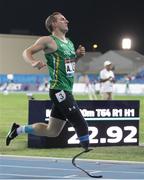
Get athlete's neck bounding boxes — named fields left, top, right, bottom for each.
left=52, top=32, right=67, bottom=43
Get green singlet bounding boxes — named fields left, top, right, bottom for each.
left=44, top=35, right=76, bottom=92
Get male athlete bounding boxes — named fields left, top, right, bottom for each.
left=6, top=12, right=89, bottom=150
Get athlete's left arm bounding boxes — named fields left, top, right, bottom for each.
left=75, top=45, right=85, bottom=62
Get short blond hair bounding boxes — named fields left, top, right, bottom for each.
left=45, top=12, right=61, bottom=32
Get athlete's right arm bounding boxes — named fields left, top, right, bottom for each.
left=23, top=36, right=56, bottom=70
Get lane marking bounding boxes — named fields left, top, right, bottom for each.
left=0, top=164, right=77, bottom=171
left=1, top=154, right=144, bottom=164
left=0, top=175, right=140, bottom=180
left=64, top=174, right=78, bottom=178
left=0, top=173, right=71, bottom=179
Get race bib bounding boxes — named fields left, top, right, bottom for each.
left=65, top=59, right=75, bottom=77
left=55, top=90, right=66, bottom=103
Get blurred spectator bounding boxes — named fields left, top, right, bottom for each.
left=124, top=75, right=131, bottom=94
left=99, top=60, right=115, bottom=100
left=79, top=73, right=97, bottom=99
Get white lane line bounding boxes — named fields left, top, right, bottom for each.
left=0, top=164, right=100, bottom=173
left=89, top=170, right=102, bottom=174
left=1, top=165, right=143, bottom=175
left=89, top=170, right=144, bottom=175
left=1, top=154, right=144, bottom=164
left=0, top=174, right=127, bottom=180
left=0, top=164, right=77, bottom=171
left=64, top=170, right=103, bottom=178
left=102, top=170, right=144, bottom=174
left=0, top=164, right=102, bottom=172
left=0, top=173, right=69, bottom=178
left=64, top=174, right=78, bottom=178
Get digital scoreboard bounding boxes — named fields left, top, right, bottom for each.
left=28, top=100, right=140, bottom=148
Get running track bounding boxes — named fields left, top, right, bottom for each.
left=0, top=155, right=144, bottom=179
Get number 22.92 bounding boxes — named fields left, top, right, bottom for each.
left=68, top=126, right=137, bottom=144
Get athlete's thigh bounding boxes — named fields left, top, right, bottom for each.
left=49, top=89, right=80, bottom=117
left=50, top=103, right=66, bottom=121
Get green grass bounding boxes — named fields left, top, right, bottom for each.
left=0, top=92, right=144, bottom=161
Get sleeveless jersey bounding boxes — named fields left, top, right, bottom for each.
left=44, top=35, right=76, bottom=92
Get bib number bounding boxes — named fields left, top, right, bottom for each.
left=55, top=90, right=66, bottom=103
left=65, top=59, right=75, bottom=77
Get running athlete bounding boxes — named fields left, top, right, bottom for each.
left=6, top=12, right=89, bottom=150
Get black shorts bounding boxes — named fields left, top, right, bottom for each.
left=49, top=89, right=79, bottom=121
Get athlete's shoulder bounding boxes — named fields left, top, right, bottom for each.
left=36, top=36, right=57, bottom=53
left=36, top=36, right=55, bottom=44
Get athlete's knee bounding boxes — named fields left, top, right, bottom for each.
left=45, top=130, right=59, bottom=137
left=45, top=117, right=66, bottom=137
left=46, top=128, right=62, bottom=137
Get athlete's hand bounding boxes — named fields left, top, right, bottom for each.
left=31, top=60, right=47, bottom=70
left=76, top=45, right=85, bottom=58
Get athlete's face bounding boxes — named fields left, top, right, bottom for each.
left=53, top=14, right=69, bottom=33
